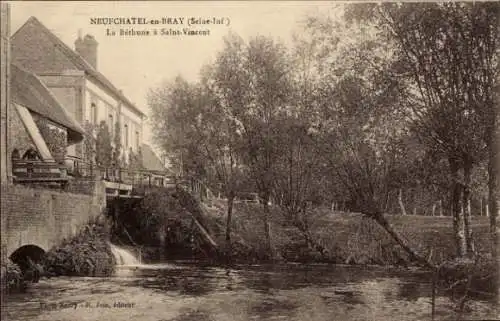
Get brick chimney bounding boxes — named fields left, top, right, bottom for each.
left=75, top=31, right=98, bottom=69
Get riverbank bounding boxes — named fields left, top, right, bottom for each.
left=115, top=187, right=493, bottom=267
left=204, top=200, right=493, bottom=265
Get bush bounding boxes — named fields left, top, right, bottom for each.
left=1, top=261, right=27, bottom=293
left=42, top=221, right=116, bottom=277
left=112, top=187, right=223, bottom=260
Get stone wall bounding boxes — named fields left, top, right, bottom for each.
left=0, top=3, right=10, bottom=184
left=0, top=181, right=106, bottom=258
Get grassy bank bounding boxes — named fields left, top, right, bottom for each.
left=204, top=199, right=493, bottom=266
left=117, top=187, right=493, bottom=266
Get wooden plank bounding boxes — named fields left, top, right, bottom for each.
left=191, top=215, right=218, bottom=248
left=14, top=103, right=54, bottom=161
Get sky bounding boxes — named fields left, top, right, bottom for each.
left=7, top=1, right=342, bottom=147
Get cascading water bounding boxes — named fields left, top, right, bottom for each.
left=109, top=243, right=141, bottom=266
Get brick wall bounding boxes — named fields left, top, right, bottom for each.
left=0, top=181, right=106, bottom=257
left=66, top=179, right=98, bottom=195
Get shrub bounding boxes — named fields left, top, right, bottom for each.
left=42, top=221, right=116, bottom=277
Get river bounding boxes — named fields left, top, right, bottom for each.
left=3, top=260, right=498, bottom=321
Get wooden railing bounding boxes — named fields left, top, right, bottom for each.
left=12, top=159, right=68, bottom=185
left=64, top=159, right=197, bottom=189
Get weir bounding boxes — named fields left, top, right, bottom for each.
left=109, top=243, right=141, bottom=266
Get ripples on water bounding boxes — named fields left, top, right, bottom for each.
left=3, top=262, right=498, bottom=321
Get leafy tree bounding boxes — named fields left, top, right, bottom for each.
left=270, top=37, right=327, bottom=253
left=301, top=8, right=435, bottom=267
left=82, top=121, right=97, bottom=170
left=112, top=121, right=122, bottom=168
left=348, top=2, right=498, bottom=257
left=149, top=63, right=249, bottom=255
left=188, top=34, right=294, bottom=255
left=149, top=76, right=208, bottom=178
left=95, top=121, right=112, bottom=168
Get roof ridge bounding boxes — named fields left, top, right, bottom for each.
left=14, top=16, right=146, bottom=117
left=11, top=63, right=85, bottom=143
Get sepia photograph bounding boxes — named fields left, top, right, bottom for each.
left=0, top=1, right=499, bottom=320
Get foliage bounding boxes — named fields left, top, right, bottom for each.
left=95, top=121, right=113, bottom=167
left=112, top=121, right=122, bottom=167
left=111, top=187, right=222, bottom=259
left=356, top=2, right=498, bottom=257
left=35, top=117, right=67, bottom=162
left=147, top=3, right=498, bottom=266
left=42, top=221, right=115, bottom=277
left=83, top=121, right=96, bottom=165
left=1, top=261, right=27, bottom=293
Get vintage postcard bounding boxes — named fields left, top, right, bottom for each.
left=1, top=1, right=498, bottom=321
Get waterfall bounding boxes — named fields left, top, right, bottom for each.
left=109, top=243, right=141, bottom=266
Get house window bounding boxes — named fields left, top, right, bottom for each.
left=108, top=114, right=114, bottom=137
left=90, top=103, right=97, bottom=124
left=124, top=124, right=128, bottom=147
left=135, top=131, right=139, bottom=150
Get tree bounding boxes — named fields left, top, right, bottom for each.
left=344, top=2, right=499, bottom=258
left=300, top=7, right=435, bottom=267
left=149, top=63, right=249, bottom=256
left=82, top=121, right=97, bottom=173
left=271, top=35, right=327, bottom=254
left=149, top=76, right=208, bottom=178
left=197, top=65, right=248, bottom=254
left=210, top=34, right=294, bottom=255
left=95, top=121, right=113, bottom=168
left=112, top=121, right=122, bottom=168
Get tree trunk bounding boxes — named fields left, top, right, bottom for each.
left=225, top=194, right=235, bottom=254
left=463, top=162, right=474, bottom=254
left=372, top=212, right=434, bottom=269
left=262, top=194, right=272, bottom=256
left=450, top=160, right=467, bottom=257
left=432, top=203, right=436, bottom=217
left=398, top=188, right=408, bottom=216
left=487, top=133, right=499, bottom=261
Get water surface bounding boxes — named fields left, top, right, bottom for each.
left=3, top=262, right=498, bottom=321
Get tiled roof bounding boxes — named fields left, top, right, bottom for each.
left=12, top=16, right=145, bottom=117
left=11, top=63, right=85, bottom=144
left=141, top=144, right=169, bottom=173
